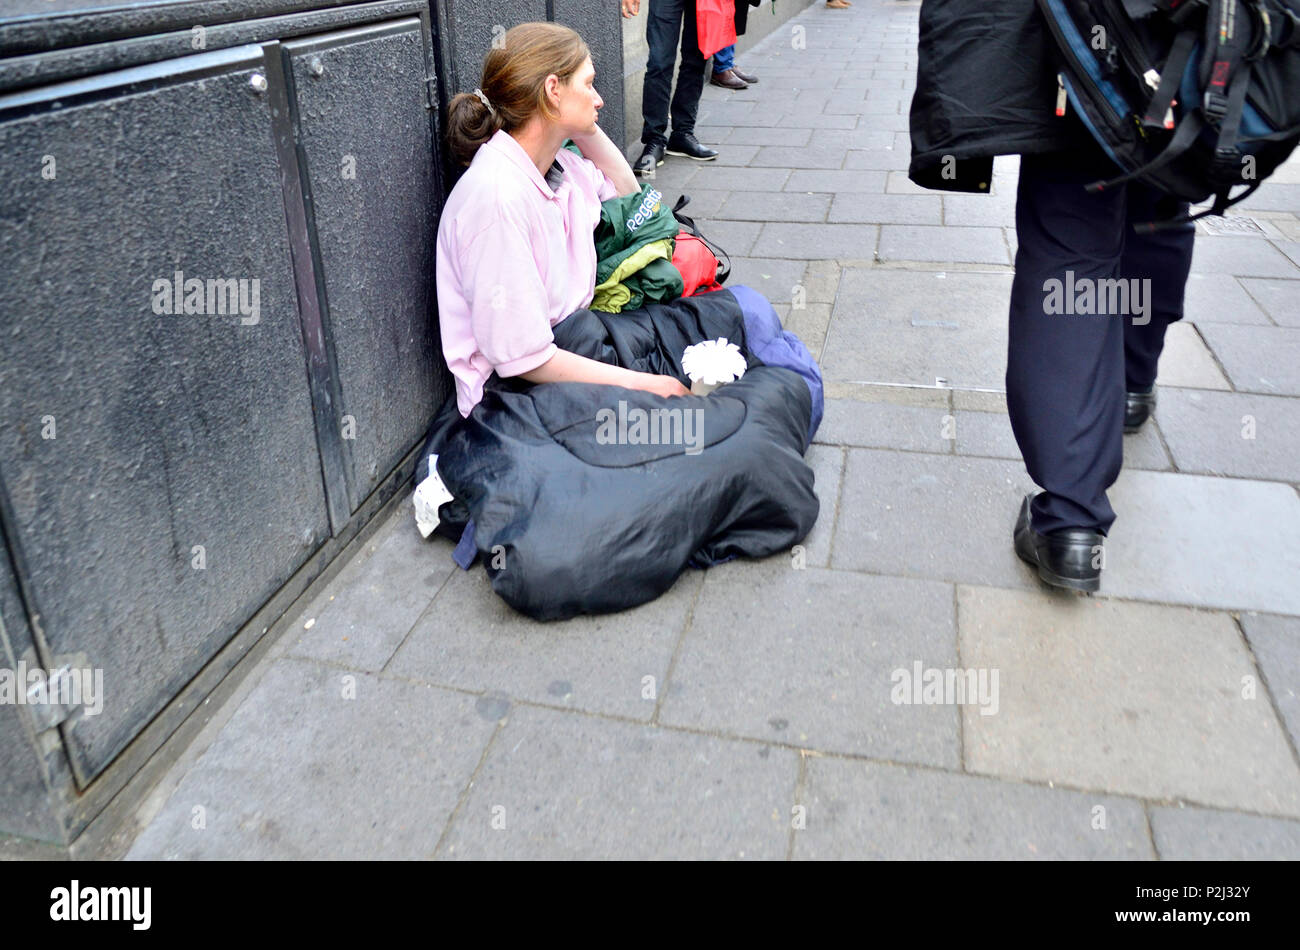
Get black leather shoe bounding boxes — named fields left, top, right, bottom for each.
left=633, top=142, right=665, bottom=178
left=1013, top=493, right=1103, bottom=592
left=1125, top=387, right=1156, bottom=433
left=710, top=68, right=748, bottom=90
left=665, top=132, right=718, bottom=161
left=731, top=66, right=758, bottom=84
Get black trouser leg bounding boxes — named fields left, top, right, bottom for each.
left=1121, top=185, right=1196, bottom=391
left=641, top=0, right=686, bottom=148
left=1007, top=151, right=1127, bottom=536
left=669, top=0, right=706, bottom=139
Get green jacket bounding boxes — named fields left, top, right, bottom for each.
left=592, top=183, right=682, bottom=310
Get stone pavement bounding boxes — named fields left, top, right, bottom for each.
left=122, top=0, right=1300, bottom=859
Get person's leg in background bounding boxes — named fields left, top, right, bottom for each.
left=713, top=43, right=735, bottom=74
left=665, top=1, right=717, bottom=160
left=710, top=43, right=747, bottom=88
left=1120, top=184, right=1196, bottom=431
left=1006, top=149, right=1128, bottom=590
left=636, top=0, right=686, bottom=175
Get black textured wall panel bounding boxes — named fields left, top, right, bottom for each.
left=0, top=47, right=330, bottom=783
left=285, top=20, right=444, bottom=511
left=553, top=0, right=624, bottom=153
left=441, top=0, right=548, bottom=95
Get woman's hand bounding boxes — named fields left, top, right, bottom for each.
left=638, top=373, right=691, bottom=399
left=621, top=0, right=640, bottom=17
left=569, top=125, right=639, bottom=197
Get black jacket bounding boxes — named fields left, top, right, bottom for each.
left=908, top=0, right=1091, bottom=192
left=736, top=0, right=762, bottom=36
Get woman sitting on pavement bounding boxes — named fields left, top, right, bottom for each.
left=438, top=21, right=691, bottom=418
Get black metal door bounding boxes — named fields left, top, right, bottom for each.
left=0, top=44, right=330, bottom=785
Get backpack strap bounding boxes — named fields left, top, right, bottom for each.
left=1142, top=27, right=1199, bottom=128
left=1086, top=108, right=1207, bottom=192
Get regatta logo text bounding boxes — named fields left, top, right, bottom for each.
left=50, top=881, right=151, bottom=930
left=595, top=400, right=704, bottom=456
left=1042, top=271, right=1151, bottom=325
left=625, top=187, right=664, bottom=233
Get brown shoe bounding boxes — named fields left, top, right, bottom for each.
left=709, top=68, right=748, bottom=90
left=826, top=0, right=850, bottom=6
left=732, top=66, right=758, bottom=84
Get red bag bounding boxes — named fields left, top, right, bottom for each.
left=696, top=0, right=737, bottom=60
left=672, top=234, right=723, bottom=297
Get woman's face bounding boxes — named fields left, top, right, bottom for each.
left=551, top=57, right=602, bottom=136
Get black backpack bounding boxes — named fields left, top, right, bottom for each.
left=1037, top=0, right=1300, bottom=229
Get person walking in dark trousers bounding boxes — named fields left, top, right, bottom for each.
left=622, top=0, right=719, bottom=177
left=1007, top=142, right=1194, bottom=589
left=908, top=0, right=1195, bottom=593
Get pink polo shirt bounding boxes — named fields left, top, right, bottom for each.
left=436, top=129, right=619, bottom=417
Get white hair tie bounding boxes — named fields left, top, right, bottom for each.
left=473, top=87, right=496, bottom=117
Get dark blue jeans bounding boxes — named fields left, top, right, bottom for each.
left=641, top=0, right=706, bottom=148
left=1007, top=148, right=1195, bottom=535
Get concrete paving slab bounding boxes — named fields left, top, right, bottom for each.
left=954, top=409, right=1171, bottom=471
left=942, top=193, right=1017, bottom=228
left=794, top=758, right=1153, bottom=859
left=1104, top=468, right=1300, bottom=614
left=386, top=562, right=702, bottom=721
left=1155, top=322, right=1231, bottom=390
left=822, top=269, right=1014, bottom=389
left=689, top=165, right=793, bottom=192
left=878, top=225, right=1011, bottom=265
left=659, top=559, right=960, bottom=767
left=886, top=170, right=941, bottom=194
left=673, top=188, right=728, bottom=220
left=832, top=449, right=1040, bottom=590
left=751, top=145, right=851, bottom=169
left=1239, top=277, right=1300, bottom=326
left=1236, top=183, right=1300, bottom=214
left=751, top=222, right=878, bottom=259
left=1149, top=805, right=1300, bottom=859
left=1239, top=613, right=1300, bottom=754
left=717, top=191, right=831, bottom=223
left=752, top=111, right=859, bottom=130
left=801, top=445, right=845, bottom=569
left=125, top=658, right=496, bottom=859
left=1196, top=324, right=1300, bottom=395
left=708, top=144, right=761, bottom=167
left=701, top=218, right=762, bottom=257
left=813, top=397, right=952, bottom=452
left=786, top=168, right=888, bottom=193
left=814, top=128, right=899, bottom=149
left=729, top=257, right=810, bottom=303
left=725, top=126, right=814, bottom=146
left=828, top=193, right=943, bottom=225
left=786, top=302, right=833, bottom=360
left=1182, top=273, right=1272, bottom=325
left=285, top=509, right=450, bottom=671
left=959, top=585, right=1300, bottom=816
left=1156, top=388, right=1300, bottom=483
left=435, top=704, right=798, bottom=859
left=1191, top=236, right=1300, bottom=277
left=842, top=148, right=913, bottom=172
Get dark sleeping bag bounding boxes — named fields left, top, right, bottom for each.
left=415, top=285, right=824, bottom=621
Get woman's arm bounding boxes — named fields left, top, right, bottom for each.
left=569, top=125, right=639, bottom=197
left=520, top=348, right=690, bottom=398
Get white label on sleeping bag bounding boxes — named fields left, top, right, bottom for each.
left=413, top=455, right=454, bottom=538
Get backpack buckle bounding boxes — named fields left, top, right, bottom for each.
left=1202, top=89, right=1229, bottom=124
left=1211, top=145, right=1243, bottom=182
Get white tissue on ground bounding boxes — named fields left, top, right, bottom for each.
left=413, top=455, right=454, bottom=538
left=682, top=337, right=747, bottom=395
